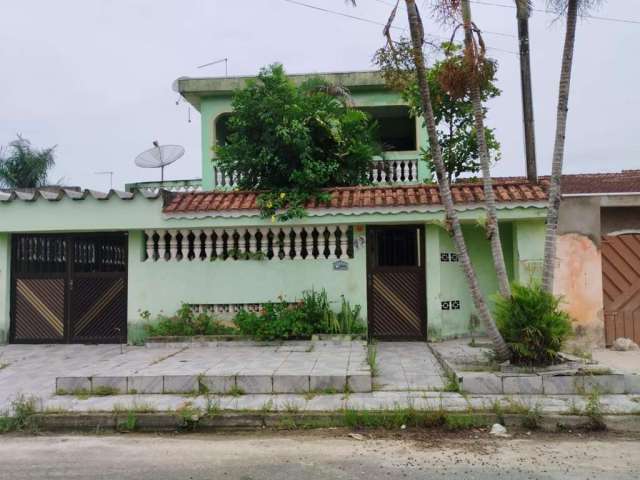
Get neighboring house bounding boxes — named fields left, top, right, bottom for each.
left=553, top=170, right=640, bottom=347
left=0, top=71, right=548, bottom=345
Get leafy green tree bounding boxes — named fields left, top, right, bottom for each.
left=375, top=41, right=501, bottom=182
left=215, top=64, right=380, bottom=221
left=0, top=135, right=56, bottom=189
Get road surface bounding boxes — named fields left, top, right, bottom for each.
left=0, top=431, right=638, bottom=479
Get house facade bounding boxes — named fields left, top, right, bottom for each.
left=553, top=171, right=640, bottom=347
left=0, top=71, right=548, bottom=344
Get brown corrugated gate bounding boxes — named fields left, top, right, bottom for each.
left=602, top=233, right=640, bottom=346
left=10, top=233, right=128, bottom=344
left=367, top=225, right=426, bottom=340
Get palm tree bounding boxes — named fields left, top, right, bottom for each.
left=515, top=0, right=538, bottom=183
left=459, top=0, right=511, bottom=299
left=541, top=0, right=601, bottom=292
left=403, top=0, right=510, bottom=360
left=0, top=135, right=56, bottom=189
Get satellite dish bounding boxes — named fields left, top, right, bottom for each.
left=135, top=141, right=185, bottom=182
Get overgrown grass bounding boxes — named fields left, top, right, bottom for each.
left=442, top=373, right=460, bottom=393
left=144, top=303, right=237, bottom=337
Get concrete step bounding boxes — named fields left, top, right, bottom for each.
left=55, top=372, right=372, bottom=395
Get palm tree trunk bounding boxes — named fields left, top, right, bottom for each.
left=404, top=0, right=510, bottom=360
left=515, top=0, right=537, bottom=183
left=541, top=0, right=578, bottom=292
left=461, top=0, right=511, bottom=299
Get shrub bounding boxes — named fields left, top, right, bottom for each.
left=494, top=283, right=572, bottom=366
left=233, top=290, right=366, bottom=340
left=234, top=300, right=313, bottom=341
left=144, top=304, right=236, bottom=337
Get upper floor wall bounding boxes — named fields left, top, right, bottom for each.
left=176, top=71, right=431, bottom=191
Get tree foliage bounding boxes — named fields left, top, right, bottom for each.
left=0, top=135, right=56, bottom=189
left=215, top=64, right=380, bottom=221
left=374, top=41, right=500, bottom=181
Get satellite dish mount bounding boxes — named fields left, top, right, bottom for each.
left=135, top=141, right=185, bottom=183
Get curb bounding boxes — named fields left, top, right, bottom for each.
left=23, top=411, right=640, bottom=434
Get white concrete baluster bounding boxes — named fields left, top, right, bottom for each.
left=339, top=226, right=349, bottom=259
left=192, top=229, right=203, bottom=261
left=257, top=228, right=268, bottom=255
left=203, top=229, right=213, bottom=260
left=247, top=228, right=257, bottom=254
left=281, top=228, right=291, bottom=260
left=292, top=227, right=303, bottom=260
left=145, top=230, right=155, bottom=262
left=166, top=229, right=176, bottom=261
left=327, top=227, right=337, bottom=259
left=214, top=228, right=225, bottom=260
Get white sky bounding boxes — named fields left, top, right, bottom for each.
left=1, top=0, right=638, bottom=190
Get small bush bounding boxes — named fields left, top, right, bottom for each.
left=233, top=290, right=366, bottom=340
left=144, top=304, right=237, bottom=337
left=494, top=283, right=572, bottom=366
left=234, top=301, right=312, bottom=341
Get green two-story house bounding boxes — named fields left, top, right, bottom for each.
left=0, top=71, right=547, bottom=345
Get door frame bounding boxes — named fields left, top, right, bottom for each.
left=366, top=224, right=427, bottom=341
left=9, top=232, right=128, bottom=344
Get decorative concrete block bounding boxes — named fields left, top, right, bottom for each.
left=201, top=375, right=236, bottom=394
left=460, top=373, right=502, bottom=394
left=502, top=375, right=543, bottom=395
left=347, top=374, right=372, bottom=393
left=310, top=375, right=347, bottom=392
left=127, top=376, right=163, bottom=394
left=56, top=377, right=91, bottom=394
left=624, top=374, right=640, bottom=394
left=542, top=375, right=583, bottom=395
left=235, top=375, right=272, bottom=394
left=273, top=375, right=310, bottom=393
left=163, top=375, right=198, bottom=394
left=91, top=376, right=127, bottom=394
left=582, top=374, right=626, bottom=394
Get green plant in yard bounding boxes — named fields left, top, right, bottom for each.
left=494, top=283, right=572, bottom=366
left=215, top=64, right=380, bottom=221
left=585, top=389, right=606, bottom=431
left=234, top=301, right=312, bottom=341
left=118, top=411, right=137, bottom=432
left=144, top=303, right=237, bottom=337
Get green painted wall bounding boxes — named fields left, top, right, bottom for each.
left=425, top=220, right=543, bottom=340
left=126, top=229, right=368, bottom=338
left=0, top=234, right=10, bottom=342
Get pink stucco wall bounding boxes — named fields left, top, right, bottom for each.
left=554, top=233, right=604, bottom=345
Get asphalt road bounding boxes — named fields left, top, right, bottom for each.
left=0, top=431, right=638, bottom=479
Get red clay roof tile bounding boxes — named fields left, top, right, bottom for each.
left=163, top=180, right=549, bottom=215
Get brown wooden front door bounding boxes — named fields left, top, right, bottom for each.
left=367, top=225, right=426, bottom=340
left=602, top=234, right=640, bottom=346
left=10, top=233, right=128, bottom=344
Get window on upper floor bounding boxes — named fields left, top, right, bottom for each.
left=359, top=106, right=417, bottom=152
left=215, top=113, right=233, bottom=147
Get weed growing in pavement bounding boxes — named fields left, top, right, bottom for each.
left=228, top=386, right=245, bottom=397
left=281, top=401, right=301, bottom=414
left=442, top=373, right=460, bottom=393
left=117, top=411, right=137, bottom=432
left=205, top=397, right=221, bottom=416
left=0, top=395, right=37, bottom=433
left=367, top=343, right=379, bottom=377
left=585, top=389, right=606, bottom=430
left=92, top=386, right=121, bottom=396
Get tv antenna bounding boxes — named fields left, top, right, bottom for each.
left=95, top=171, right=114, bottom=190
left=134, top=141, right=185, bottom=182
left=197, top=57, right=228, bottom=76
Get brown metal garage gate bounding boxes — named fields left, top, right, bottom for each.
left=10, top=233, right=128, bottom=344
